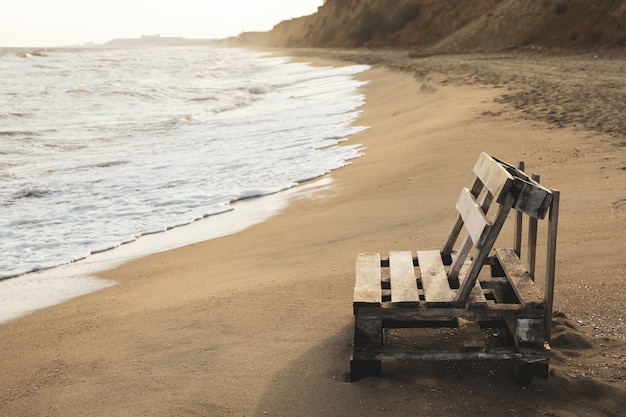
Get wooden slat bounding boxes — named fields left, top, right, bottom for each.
left=357, top=349, right=550, bottom=364
left=545, top=190, right=560, bottom=341
left=389, top=251, right=419, bottom=305
left=527, top=174, right=541, bottom=279
left=515, top=180, right=553, bottom=219
left=448, top=235, right=472, bottom=281
left=505, top=317, right=546, bottom=348
left=468, top=281, right=488, bottom=307
left=514, top=161, right=525, bottom=257
left=490, top=154, right=553, bottom=219
left=380, top=303, right=542, bottom=321
left=389, top=251, right=419, bottom=306
left=456, top=188, right=491, bottom=248
left=354, top=253, right=382, bottom=305
left=472, top=152, right=515, bottom=203
left=495, top=248, right=544, bottom=308
left=527, top=223, right=538, bottom=279
left=514, top=210, right=523, bottom=257
left=449, top=189, right=494, bottom=280
left=457, top=317, right=486, bottom=352
left=458, top=256, right=487, bottom=307
left=455, top=192, right=516, bottom=306
left=417, top=250, right=454, bottom=305
left=442, top=178, right=483, bottom=255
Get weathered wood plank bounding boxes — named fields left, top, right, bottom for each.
left=449, top=189, right=494, bottom=280
left=457, top=317, right=487, bottom=352
left=527, top=175, right=540, bottom=278
left=469, top=279, right=488, bottom=307
left=455, top=192, right=516, bottom=306
left=417, top=250, right=454, bottom=305
left=490, top=154, right=553, bottom=219
left=545, top=190, right=560, bottom=341
left=473, top=152, right=515, bottom=203
left=354, top=311, right=383, bottom=349
left=389, top=251, right=419, bottom=305
left=505, top=317, right=546, bottom=348
left=514, top=161, right=525, bottom=257
left=442, top=178, right=483, bottom=255
left=448, top=235, right=472, bottom=281
left=495, top=248, right=544, bottom=309
left=380, top=303, right=543, bottom=321
left=458, top=257, right=488, bottom=307
left=515, top=180, right=553, bottom=220
left=455, top=188, right=491, bottom=248
left=354, top=253, right=382, bottom=305
left=354, top=348, right=550, bottom=363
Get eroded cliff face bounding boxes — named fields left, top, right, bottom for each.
left=236, top=0, right=626, bottom=52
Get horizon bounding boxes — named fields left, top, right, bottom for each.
left=1, top=1, right=323, bottom=48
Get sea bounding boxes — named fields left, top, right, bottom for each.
left=0, top=46, right=369, bottom=322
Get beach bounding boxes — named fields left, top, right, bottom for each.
left=1, top=50, right=625, bottom=416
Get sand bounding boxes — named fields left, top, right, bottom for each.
left=1, top=49, right=625, bottom=417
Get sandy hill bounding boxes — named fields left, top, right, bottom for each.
left=236, top=0, right=626, bottom=52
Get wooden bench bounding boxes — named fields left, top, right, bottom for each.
left=350, top=152, right=560, bottom=385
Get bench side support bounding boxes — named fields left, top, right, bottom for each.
left=514, top=161, right=525, bottom=257
left=527, top=173, right=541, bottom=279
left=544, top=190, right=560, bottom=342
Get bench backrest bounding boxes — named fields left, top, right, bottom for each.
left=443, top=153, right=554, bottom=306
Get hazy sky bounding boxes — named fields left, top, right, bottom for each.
left=1, top=0, right=324, bottom=47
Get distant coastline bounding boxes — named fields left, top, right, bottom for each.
left=101, top=34, right=218, bottom=48
left=0, top=35, right=220, bottom=50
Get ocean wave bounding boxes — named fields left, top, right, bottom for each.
left=0, top=46, right=369, bottom=281
left=10, top=187, right=53, bottom=200
left=245, top=84, right=273, bottom=95
left=0, top=130, right=40, bottom=137
left=94, top=160, right=130, bottom=168
left=66, top=87, right=90, bottom=94
left=0, top=112, right=30, bottom=118
left=107, top=90, right=157, bottom=100
left=188, top=96, right=219, bottom=102
left=17, top=50, right=48, bottom=58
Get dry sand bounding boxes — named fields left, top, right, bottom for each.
left=1, top=49, right=625, bottom=417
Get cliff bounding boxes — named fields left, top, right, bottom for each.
left=235, top=0, right=626, bottom=52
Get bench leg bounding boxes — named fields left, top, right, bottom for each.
left=350, top=357, right=382, bottom=381
left=353, top=312, right=382, bottom=347
left=351, top=307, right=382, bottom=381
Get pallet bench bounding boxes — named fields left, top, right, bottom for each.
left=351, top=152, right=560, bottom=385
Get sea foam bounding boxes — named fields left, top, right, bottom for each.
left=0, top=46, right=369, bottom=280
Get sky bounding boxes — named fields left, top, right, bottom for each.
left=1, top=0, right=324, bottom=47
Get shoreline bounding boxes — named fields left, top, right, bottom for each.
left=0, top=175, right=339, bottom=324
left=0, top=46, right=368, bottom=284
left=1, top=51, right=624, bottom=416
left=0, top=50, right=370, bottom=324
